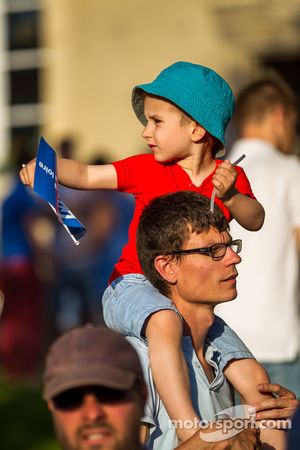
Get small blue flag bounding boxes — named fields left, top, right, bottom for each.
left=34, top=136, right=58, bottom=211
left=34, top=136, right=86, bottom=245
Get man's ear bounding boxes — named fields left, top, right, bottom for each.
left=190, top=123, right=207, bottom=143
left=154, top=255, right=177, bottom=283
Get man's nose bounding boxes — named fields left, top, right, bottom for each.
left=81, top=394, right=106, bottom=421
left=226, top=247, right=242, bottom=265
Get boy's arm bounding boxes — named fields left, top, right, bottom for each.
left=20, top=157, right=118, bottom=190
left=212, top=160, right=265, bottom=231
left=223, top=192, right=265, bottom=232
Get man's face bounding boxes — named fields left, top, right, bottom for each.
left=171, top=227, right=241, bottom=307
left=48, top=385, right=144, bottom=450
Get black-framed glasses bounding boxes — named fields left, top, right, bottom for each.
left=170, top=239, right=242, bottom=261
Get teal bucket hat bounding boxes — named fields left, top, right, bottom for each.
left=132, top=61, right=235, bottom=155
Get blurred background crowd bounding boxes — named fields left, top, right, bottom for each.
left=0, top=1, right=300, bottom=449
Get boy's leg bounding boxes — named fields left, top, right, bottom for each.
left=102, top=274, right=199, bottom=441
left=145, top=309, right=199, bottom=441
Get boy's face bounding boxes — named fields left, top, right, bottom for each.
left=142, top=96, right=194, bottom=163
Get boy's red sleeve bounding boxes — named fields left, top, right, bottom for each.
left=112, top=155, right=147, bottom=194
left=236, top=167, right=256, bottom=199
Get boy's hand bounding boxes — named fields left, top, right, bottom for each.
left=252, top=383, right=299, bottom=422
left=212, top=160, right=238, bottom=201
left=19, top=159, right=36, bottom=188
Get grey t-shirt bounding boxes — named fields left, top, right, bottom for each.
left=127, top=336, right=234, bottom=450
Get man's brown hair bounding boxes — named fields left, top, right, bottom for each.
left=137, top=191, right=229, bottom=297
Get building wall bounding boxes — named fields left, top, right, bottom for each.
left=41, top=0, right=257, bottom=162
left=1, top=0, right=299, bottom=165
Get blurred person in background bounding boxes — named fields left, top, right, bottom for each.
left=287, top=406, right=300, bottom=449
left=217, top=76, right=300, bottom=398
left=43, top=324, right=147, bottom=450
left=0, top=147, right=55, bottom=379
left=48, top=139, right=134, bottom=336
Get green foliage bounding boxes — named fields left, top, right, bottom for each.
left=0, top=376, right=59, bottom=450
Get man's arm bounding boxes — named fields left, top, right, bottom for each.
left=225, top=359, right=288, bottom=449
left=224, top=359, right=299, bottom=418
left=252, top=383, right=299, bottom=421
left=224, top=359, right=270, bottom=403
left=175, top=424, right=260, bottom=450
left=140, top=422, right=260, bottom=450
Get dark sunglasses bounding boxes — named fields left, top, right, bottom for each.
left=52, top=385, right=128, bottom=411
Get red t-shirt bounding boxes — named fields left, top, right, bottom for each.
left=109, top=154, right=255, bottom=282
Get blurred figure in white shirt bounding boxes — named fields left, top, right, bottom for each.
left=217, top=75, right=300, bottom=398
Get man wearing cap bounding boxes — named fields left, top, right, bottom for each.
left=43, top=324, right=147, bottom=450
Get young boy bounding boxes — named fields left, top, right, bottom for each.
left=20, top=62, right=266, bottom=441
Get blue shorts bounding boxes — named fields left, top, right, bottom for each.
left=102, top=273, right=254, bottom=371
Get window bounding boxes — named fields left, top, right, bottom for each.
left=9, top=68, right=39, bottom=104
left=8, top=10, right=39, bottom=50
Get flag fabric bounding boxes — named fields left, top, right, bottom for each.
left=57, top=199, right=86, bottom=241
left=33, top=136, right=86, bottom=245
left=34, top=136, right=58, bottom=210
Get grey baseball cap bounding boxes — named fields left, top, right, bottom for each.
left=43, top=324, right=144, bottom=400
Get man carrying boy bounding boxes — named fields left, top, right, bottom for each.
left=20, top=61, right=266, bottom=442
left=134, top=190, right=295, bottom=449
